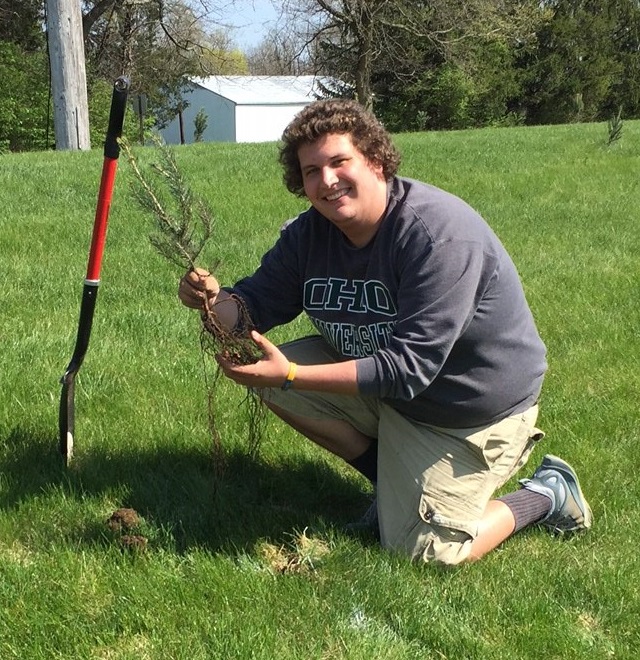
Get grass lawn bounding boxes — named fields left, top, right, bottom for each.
left=0, top=119, right=638, bottom=659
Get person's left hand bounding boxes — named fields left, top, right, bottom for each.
left=216, top=331, right=292, bottom=389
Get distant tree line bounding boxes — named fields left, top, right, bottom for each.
left=291, top=0, right=640, bottom=131
left=1, top=0, right=639, bottom=152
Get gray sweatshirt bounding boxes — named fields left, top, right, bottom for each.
left=230, top=177, right=547, bottom=428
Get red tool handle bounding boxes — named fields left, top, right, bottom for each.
left=85, top=76, right=129, bottom=281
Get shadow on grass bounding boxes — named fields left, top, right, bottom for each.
left=0, top=425, right=372, bottom=555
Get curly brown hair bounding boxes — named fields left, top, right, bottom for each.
left=278, top=99, right=401, bottom=197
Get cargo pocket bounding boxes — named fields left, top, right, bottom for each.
left=410, top=491, right=480, bottom=565
left=474, top=415, right=546, bottom=487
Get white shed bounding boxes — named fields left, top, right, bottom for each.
left=160, top=76, right=344, bottom=145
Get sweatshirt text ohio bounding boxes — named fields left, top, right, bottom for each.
left=304, top=277, right=397, bottom=358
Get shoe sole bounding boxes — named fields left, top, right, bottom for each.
left=539, top=454, right=593, bottom=531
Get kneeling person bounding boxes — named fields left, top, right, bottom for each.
left=178, top=99, right=592, bottom=565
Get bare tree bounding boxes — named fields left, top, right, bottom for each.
left=79, top=0, right=250, bottom=136
left=277, top=0, right=415, bottom=108
left=84, top=1, right=249, bottom=96
left=245, top=27, right=312, bottom=75
left=47, top=0, right=91, bottom=150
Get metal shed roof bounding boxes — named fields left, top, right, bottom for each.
left=190, top=75, right=340, bottom=106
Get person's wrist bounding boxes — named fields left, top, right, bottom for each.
left=281, top=362, right=297, bottom=391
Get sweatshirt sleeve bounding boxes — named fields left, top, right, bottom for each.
left=226, top=217, right=306, bottom=333
left=356, top=236, right=497, bottom=400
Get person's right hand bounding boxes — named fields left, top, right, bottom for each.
left=178, top=267, right=221, bottom=310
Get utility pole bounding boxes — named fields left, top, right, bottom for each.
left=46, top=0, right=91, bottom=150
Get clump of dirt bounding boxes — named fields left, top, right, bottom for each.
left=120, top=535, right=148, bottom=553
left=106, top=507, right=140, bottom=532
left=106, top=508, right=148, bottom=553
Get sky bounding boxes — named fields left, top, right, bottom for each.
left=223, top=1, right=280, bottom=49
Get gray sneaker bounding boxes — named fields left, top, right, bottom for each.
left=344, top=498, right=379, bottom=539
left=520, top=454, right=593, bottom=534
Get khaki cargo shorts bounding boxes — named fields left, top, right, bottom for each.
left=261, top=336, right=545, bottom=566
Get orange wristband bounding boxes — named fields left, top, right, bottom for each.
left=281, top=362, right=297, bottom=391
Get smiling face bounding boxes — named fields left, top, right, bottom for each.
left=298, top=133, right=389, bottom=247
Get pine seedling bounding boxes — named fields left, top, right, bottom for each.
left=123, top=137, right=265, bottom=463
left=123, top=135, right=211, bottom=270
left=194, top=108, right=208, bottom=142
left=607, top=108, right=623, bottom=147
